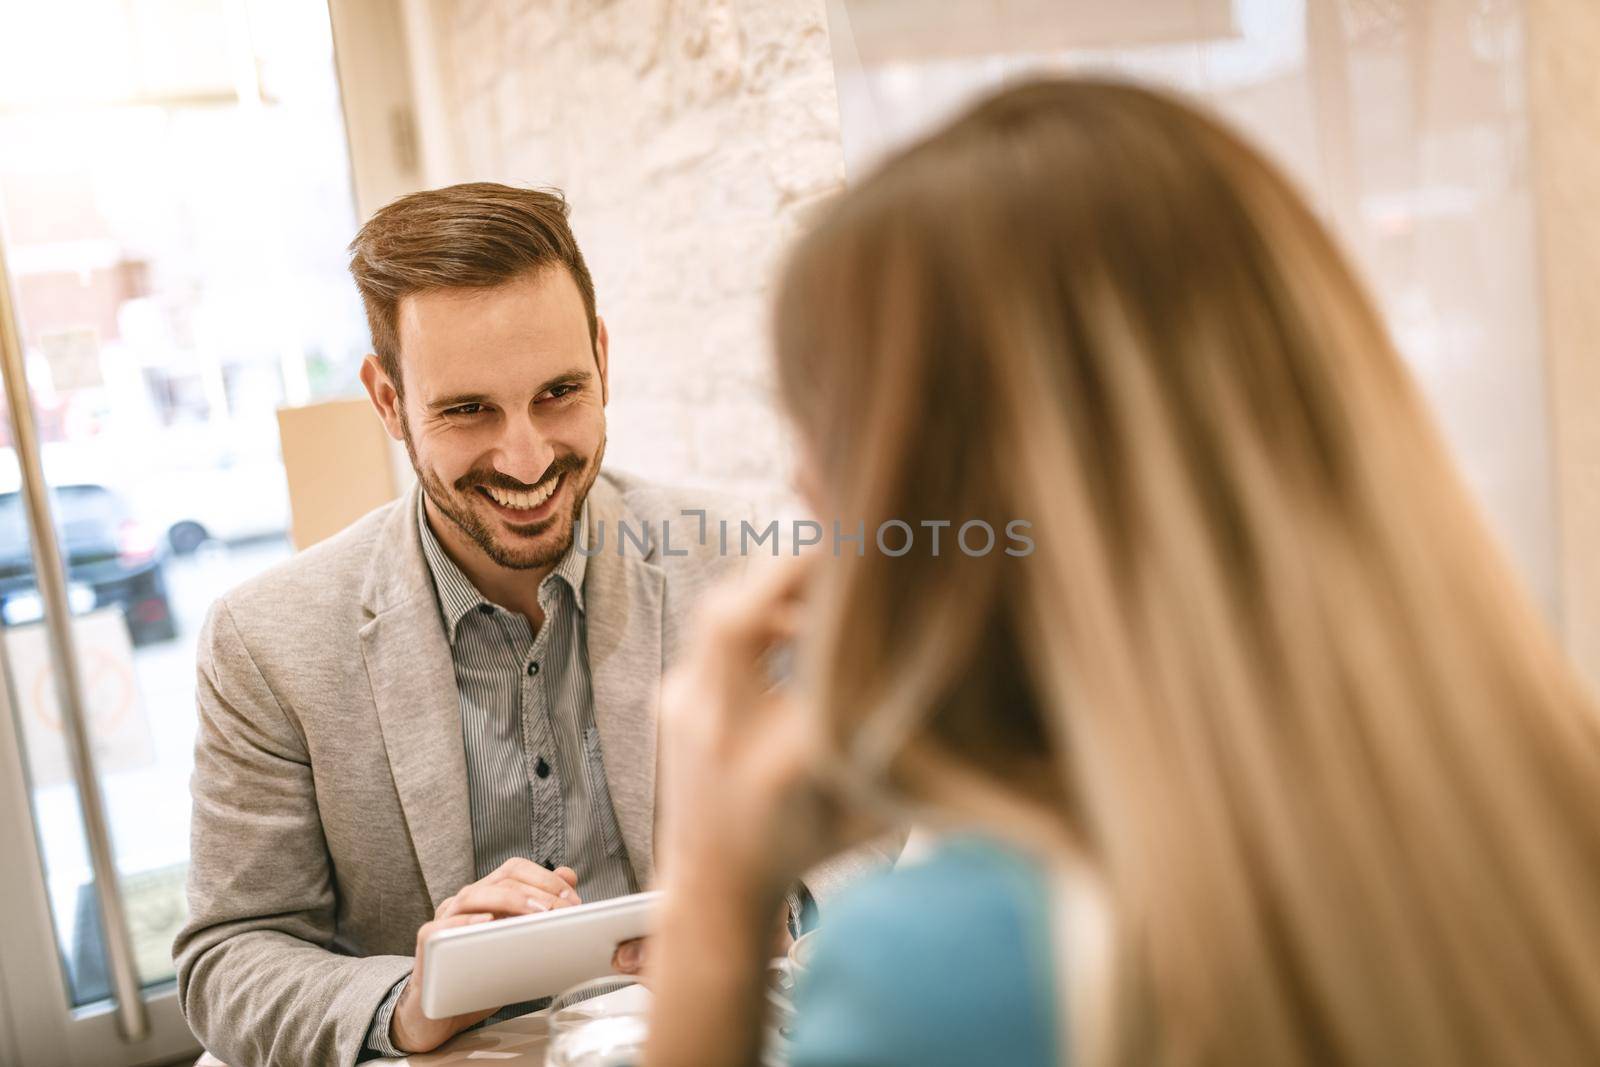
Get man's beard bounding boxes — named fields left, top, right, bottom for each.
left=403, top=422, right=605, bottom=571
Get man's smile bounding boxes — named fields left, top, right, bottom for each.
left=474, top=471, right=564, bottom=524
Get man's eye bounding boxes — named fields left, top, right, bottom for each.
left=547, top=384, right=578, bottom=399
left=446, top=403, right=485, bottom=416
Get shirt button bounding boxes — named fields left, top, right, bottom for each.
left=527, top=661, right=539, bottom=676
left=535, top=757, right=550, bottom=779
left=477, top=604, right=494, bottom=616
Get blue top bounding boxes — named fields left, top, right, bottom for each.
left=790, top=836, right=1061, bottom=1067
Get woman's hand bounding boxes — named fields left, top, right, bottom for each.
left=655, top=551, right=839, bottom=909
left=642, top=552, right=847, bottom=1067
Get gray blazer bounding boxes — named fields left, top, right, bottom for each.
left=173, top=471, right=871, bottom=1066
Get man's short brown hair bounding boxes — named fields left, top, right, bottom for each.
left=347, top=182, right=599, bottom=397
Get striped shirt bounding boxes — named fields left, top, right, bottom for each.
left=415, top=495, right=636, bottom=900
left=365, top=495, right=636, bottom=1056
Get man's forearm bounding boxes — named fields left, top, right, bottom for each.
left=178, top=928, right=413, bottom=1067
left=364, top=976, right=411, bottom=1058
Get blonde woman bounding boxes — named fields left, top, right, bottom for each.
left=639, top=79, right=1600, bottom=1066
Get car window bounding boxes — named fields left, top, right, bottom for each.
left=0, top=486, right=126, bottom=554
left=54, top=486, right=126, bottom=541
left=0, top=493, right=26, bottom=556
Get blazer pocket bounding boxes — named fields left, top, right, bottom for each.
left=582, top=725, right=626, bottom=857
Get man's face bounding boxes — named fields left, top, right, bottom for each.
left=366, top=267, right=609, bottom=571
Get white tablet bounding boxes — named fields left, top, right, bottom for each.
left=420, top=890, right=663, bottom=1019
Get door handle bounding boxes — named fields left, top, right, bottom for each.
left=0, top=235, right=150, bottom=1042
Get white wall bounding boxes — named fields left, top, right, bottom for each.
left=402, top=0, right=847, bottom=505
left=1527, top=0, right=1600, bottom=687
left=827, top=0, right=1563, bottom=620
left=345, top=0, right=1600, bottom=679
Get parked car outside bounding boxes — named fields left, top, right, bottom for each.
left=126, top=427, right=293, bottom=554
left=0, top=484, right=178, bottom=647
left=0, top=432, right=293, bottom=558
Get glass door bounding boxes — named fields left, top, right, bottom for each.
left=0, top=1, right=370, bottom=1063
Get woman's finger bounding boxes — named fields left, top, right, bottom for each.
left=701, top=552, right=815, bottom=656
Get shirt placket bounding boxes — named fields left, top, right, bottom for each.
left=510, top=610, right=564, bottom=871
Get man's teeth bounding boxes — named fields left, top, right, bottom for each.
left=484, top=477, right=558, bottom=511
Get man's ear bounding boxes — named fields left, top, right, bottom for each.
left=359, top=355, right=407, bottom=442
left=594, top=316, right=610, bottom=406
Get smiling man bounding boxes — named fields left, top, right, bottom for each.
left=171, top=184, right=869, bottom=1067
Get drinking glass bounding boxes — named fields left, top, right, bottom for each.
left=547, top=975, right=651, bottom=1067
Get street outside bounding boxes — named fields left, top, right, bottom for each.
left=20, top=535, right=292, bottom=996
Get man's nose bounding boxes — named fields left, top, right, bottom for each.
left=494, top=415, right=554, bottom=485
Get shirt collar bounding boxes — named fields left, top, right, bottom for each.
left=416, top=492, right=589, bottom=645
left=551, top=502, right=589, bottom=612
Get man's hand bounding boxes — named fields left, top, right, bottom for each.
left=390, top=860, right=582, bottom=1053
left=611, top=910, right=793, bottom=978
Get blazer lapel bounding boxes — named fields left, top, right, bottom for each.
left=358, top=487, right=475, bottom=908
left=582, top=478, right=665, bottom=887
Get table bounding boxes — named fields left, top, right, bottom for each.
left=371, top=1009, right=553, bottom=1065
left=369, top=985, right=791, bottom=1066
left=197, top=980, right=787, bottom=1065
left=191, top=1010, right=552, bottom=1067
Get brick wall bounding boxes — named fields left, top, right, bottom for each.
left=418, top=0, right=846, bottom=504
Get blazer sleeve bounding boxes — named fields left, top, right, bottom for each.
left=799, top=830, right=906, bottom=916
left=173, top=600, right=412, bottom=1067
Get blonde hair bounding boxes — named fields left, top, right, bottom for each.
left=775, top=78, right=1600, bottom=1065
